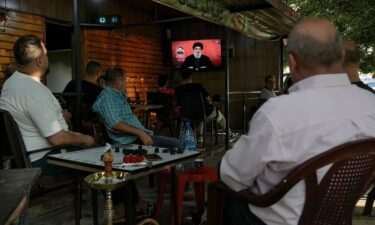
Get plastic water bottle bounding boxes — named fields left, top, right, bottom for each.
left=179, top=121, right=197, bottom=151
left=179, top=121, right=197, bottom=172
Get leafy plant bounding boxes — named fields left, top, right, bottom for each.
left=284, top=0, right=375, bottom=73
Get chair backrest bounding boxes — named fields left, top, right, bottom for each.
left=0, top=109, right=32, bottom=168
left=147, top=92, right=175, bottom=120
left=208, top=139, right=375, bottom=225
left=178, top=92, right=206, bottom=121
left=92, top=113, right=116, bottom=145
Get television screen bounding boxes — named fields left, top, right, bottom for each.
left=172, top=39, right=222, bottom=70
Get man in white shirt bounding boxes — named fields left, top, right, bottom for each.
left=220, top=18, right=375, bottom=225
left=0, top=35, right=94, bottom=175
left=258, top=75, right=276, bottom=106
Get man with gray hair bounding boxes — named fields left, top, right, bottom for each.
left=93, top=67, right=179, bottom=148
left=220, top=18, right=375, bottom=225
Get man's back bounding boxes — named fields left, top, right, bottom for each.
left=175, top=83, right=214, bottom=116
left=0, top=71, right=68, bottom=161
left=63, top=79, right=102, bottom=134
left=221, top=74, right=375, bottom=225
left=63, top=79, right=102, bottom=106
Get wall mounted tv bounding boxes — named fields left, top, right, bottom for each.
left=171, top=39, right=223, bottom=71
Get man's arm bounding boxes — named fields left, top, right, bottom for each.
left=28, top=96, right=94, bottom=147
left=47, top=130, right=94, bottom=146
left=220, top=109, right=284, bottom=191
left=111, top=122, right=153, bottom=145
left=205, top=95, right=213, bottom=105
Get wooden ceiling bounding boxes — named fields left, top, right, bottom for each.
left=150, top=0, right=299, bottom=40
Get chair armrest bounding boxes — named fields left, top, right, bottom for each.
left=26, top=144, right=84, bottom=155
left=207, top=181, right=287, bottom=225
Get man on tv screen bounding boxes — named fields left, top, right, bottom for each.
left=181, top=42, right=213, bottom=71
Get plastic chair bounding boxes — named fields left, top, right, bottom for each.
left=363, top=185, right=375, bottom=216
left=147, top=92, right=176, bottom=137
left=178, top=92, right=218, bottom=148
left=0, top=109, right=83, bottom=225
left=154, top=165, right=218, bottom=225
left=207, top=139, right=375, bottom=225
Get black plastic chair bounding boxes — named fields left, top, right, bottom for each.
left=0, top=109, right=85, bottom=224
left=178, top=92, right=218, bottom=148
left=147, top=92, right=176, bottom=137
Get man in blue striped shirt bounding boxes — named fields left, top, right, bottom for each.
left=93, top=67, right=179, bottom=148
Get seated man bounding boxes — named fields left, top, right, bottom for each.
left=175, top=70, right=231, bottom=143
left=92, top=67, right=179, bottom=219
left=342, top=40, right=375, bottom=94
left=220, top=18, right=375, bottom=225
left=158, top=74, right=175, bottom=97
left=157, top=74, right=180, bottom=119
left=93, top=67, right=179, bottom=148
left=258, top=75, right=276, bottom=106
left=0, top=35, right=94, bottom=175
left=63, top=60, right=103, bottom=135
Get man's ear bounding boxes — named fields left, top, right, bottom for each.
left=288, top=53, right=299, bottom=82
left=35, top=56, right=43, bottom=68
left=288, top=53, right=296, bottom=74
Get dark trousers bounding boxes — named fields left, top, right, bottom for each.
left=31, top=149, right=73, bottom=176
left=224, top=197, right=266, bottom=225
left=111, top=180, right=140, bottom=206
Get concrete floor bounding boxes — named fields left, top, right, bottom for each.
left=25, top=131, right=375, bottom=225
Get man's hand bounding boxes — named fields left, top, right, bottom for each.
left=138, top=131, right=153, bottom=146
left=80, top=134, right=95, bottom=146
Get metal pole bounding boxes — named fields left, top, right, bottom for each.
left=74, top=0, right=82, bottom=132
left=242, top=93, right=246, bottom=133
left=279, top=38, right=284, bottom=90
left=225, top=28, right=230, bottom=150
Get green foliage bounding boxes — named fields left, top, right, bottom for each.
left=284, top=0, right=375, bottom=73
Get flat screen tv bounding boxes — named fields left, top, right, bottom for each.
left=171, top=39, right=223, bottom=70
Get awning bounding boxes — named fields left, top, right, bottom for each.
left=152, top=0, right=299, bottom=40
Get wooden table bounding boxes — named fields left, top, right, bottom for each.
left=0, top=168, right=41, bottom=225
left=47, top=144, right=200, bottom=225
left=131, top=104, right=164, bottom=128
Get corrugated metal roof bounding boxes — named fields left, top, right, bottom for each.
left=152, top=0, right=299, bottom=40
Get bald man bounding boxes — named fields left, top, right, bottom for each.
left=343, top=40, right=375, bottom=94
left=220, top=18, right=375, bottom=225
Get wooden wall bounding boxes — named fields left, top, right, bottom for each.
left=0, top=0, right=75, bottom=22
left=0, top=0, right=284, bottom=130
left=82, top=29, right=168, bottom=102
left=0, top=12, right=44, bottom=85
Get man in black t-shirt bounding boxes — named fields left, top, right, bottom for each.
left=175, top=70, right=231, bottom=143
left=63, top=61, right=103, bottom=134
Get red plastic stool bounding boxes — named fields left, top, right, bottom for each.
left=154, top=165, right=218, bottom=225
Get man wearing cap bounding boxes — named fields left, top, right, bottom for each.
left=181, top=42, right=213, bottom=71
